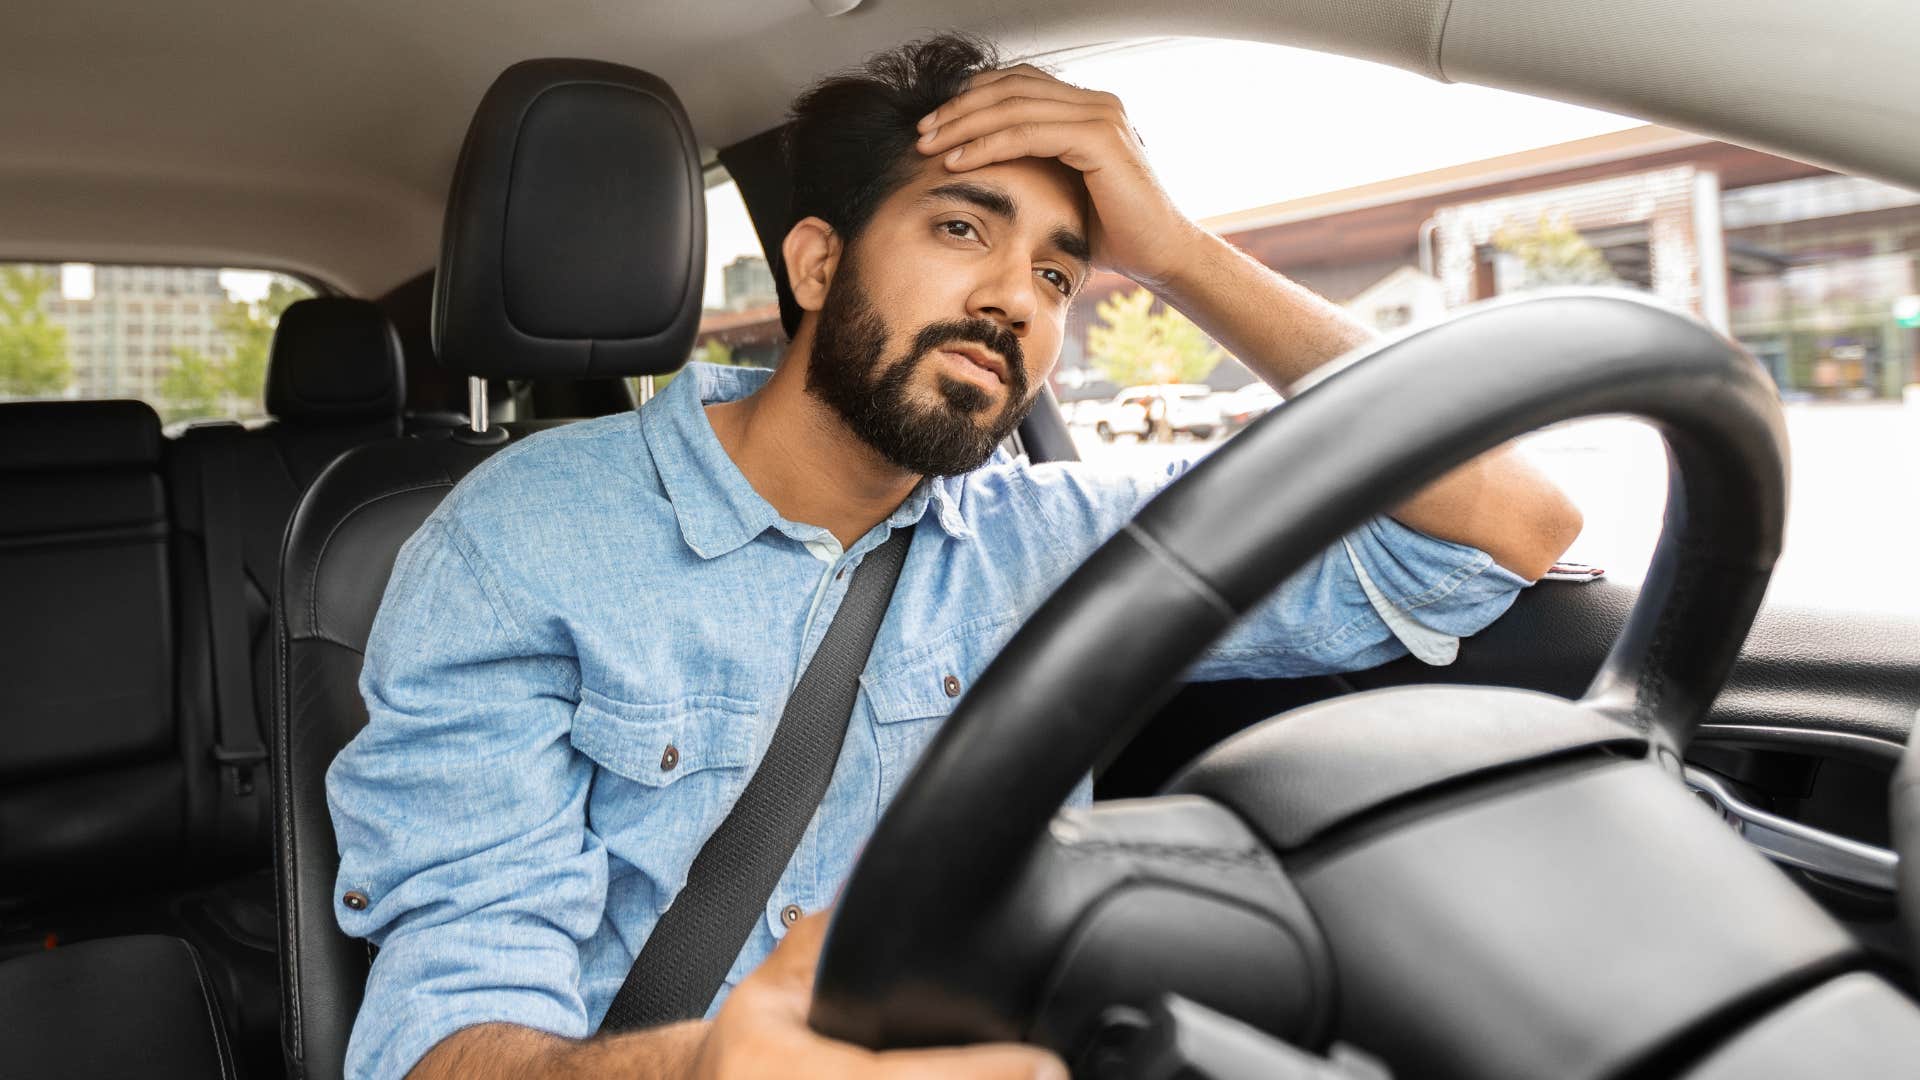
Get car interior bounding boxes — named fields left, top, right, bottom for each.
left=2, top=2, right=1918, bottom=1078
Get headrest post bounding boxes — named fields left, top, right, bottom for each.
left=468, top=376, right=490, bottom=433
left=636, top=374, right=656, bottom=406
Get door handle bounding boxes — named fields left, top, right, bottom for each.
left=1685, top=766, right=1898, bottom=891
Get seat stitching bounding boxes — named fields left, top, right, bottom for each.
left=273, top=587, right=305, bottom=1062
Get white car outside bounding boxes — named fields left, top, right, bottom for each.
left=1082, top=384, right=1222, bottom=442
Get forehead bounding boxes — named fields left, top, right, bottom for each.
left=886, top=154, right=1089, bottom=235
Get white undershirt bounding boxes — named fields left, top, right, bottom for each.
left=1342, top=536, right=1460, bottom=666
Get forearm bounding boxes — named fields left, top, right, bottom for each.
left=411, top=1019, right=707, bottom=1080
left=1149, top=229, right=1371, bottom=389
left=1149, top=231, right=1582, bottom=580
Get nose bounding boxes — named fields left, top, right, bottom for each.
left=966, top=250, right=1035, bottom=335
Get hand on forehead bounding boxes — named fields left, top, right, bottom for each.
left=915, top=64, right=1123, bottom=172
left=912, top=59, right=1198, bottom=287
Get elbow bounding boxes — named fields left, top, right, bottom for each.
left=1506, top=495, right=1584, bottom=583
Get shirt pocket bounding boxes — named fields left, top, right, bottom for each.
left=569, top=685, right=760, bottom=897
left=860, top=610, right=1023, bottom=808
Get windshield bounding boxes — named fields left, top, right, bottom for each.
left=1039, top=38, right=1917, bottom=616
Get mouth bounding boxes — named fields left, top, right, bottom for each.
left=937, top=345, right=1007, bottom=386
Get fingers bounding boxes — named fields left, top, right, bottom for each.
left=713, top=904, right=1067, bottom=1080
left=963, top=62, right=1057, bottom=92
left=936, top=118, right=1126, bottom=174
left=865, top=1043, right=1069, bottom=1080
left=759, top=908, right=833, bottom=993
left=918, top=70, right=1117, bottom=137
left=916, top=97, right=1111, bottom=160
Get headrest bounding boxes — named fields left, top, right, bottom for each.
left=0, top=399, right=161, bottom=472
left=265, top=298, right=405, bottom=424
left=433, top=58, right=706, bottom=380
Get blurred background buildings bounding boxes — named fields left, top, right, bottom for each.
left=695, top=125, right=1920, bottom=407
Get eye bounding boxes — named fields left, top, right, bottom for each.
left=1038, top=267, right=1073, bottom=297
left=939, top=219, right=980, bottom=241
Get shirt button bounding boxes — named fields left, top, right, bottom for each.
left=836, top=567, right=846, bottom=580
left=342, top=890, right=369, bottom=911
left=780, top=903, right=803, bottom=927
left=943, top=674, right=961, bottom=698
left=660, top=744, right=680, bottom=771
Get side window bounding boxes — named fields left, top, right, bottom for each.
left=632, top=171, right=780, bottom=401
left=1048, top=39, right=1917, bottom=614
left=0, top=263, right=314, bottom=429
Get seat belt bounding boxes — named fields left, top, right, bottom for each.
left=600, top=523, right=916, bottom=1032
left=201, top=431, right=268, bottom=797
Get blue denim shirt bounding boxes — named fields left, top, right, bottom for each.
left=328, top=361, right=1528, bottom=1078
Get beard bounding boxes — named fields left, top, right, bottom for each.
left=805, top=254, right=1034, bottom=477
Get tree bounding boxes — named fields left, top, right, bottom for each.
left=0, top=266, right=74, bottom=397
left=1085, top=286, right=1224, bottom=387
left=218, top=278, right=305, bottom=405
left=158, top=347, right=226, bottom=423
left=1492, top=213, right=1619, bottom=289
left=158, top=277, right=308, bottom=422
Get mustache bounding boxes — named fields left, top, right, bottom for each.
left=907, top=319, right=1026, bottom=391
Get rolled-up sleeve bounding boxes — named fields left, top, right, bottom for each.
left=326, top=514, right=606, bottom=1080
left=1189, top=510, right=1528, bottom=680
left=1019, top=457, right=1528, bottom=682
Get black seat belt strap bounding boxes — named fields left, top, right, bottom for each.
left=202, top=431, right=268, bottom=796
left=600, top=523, right=915, bottom=1032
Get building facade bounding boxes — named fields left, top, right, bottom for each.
left=39, top=264, right=234, bottom=404
left=693, top=126, right=1920, bottom=404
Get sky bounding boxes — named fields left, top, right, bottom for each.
left=701, top=36, right=1643, bottom=304
left=58, top=262, right=277, bottom=303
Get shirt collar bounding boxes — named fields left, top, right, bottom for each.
left=641, top=361, right=973, bottom=560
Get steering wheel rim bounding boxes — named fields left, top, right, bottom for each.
left=810, top=290, right=1790, bottom=1054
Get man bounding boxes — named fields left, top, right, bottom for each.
left=329, top=33, right=1583, bottom=1080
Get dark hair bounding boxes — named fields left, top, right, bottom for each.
left=777, top=32, right=1004, bottom=336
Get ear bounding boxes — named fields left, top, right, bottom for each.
left=781, top=216, right=843, bottom=314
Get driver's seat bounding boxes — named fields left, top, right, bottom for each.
left=271, top=59, right=705, bottom=1079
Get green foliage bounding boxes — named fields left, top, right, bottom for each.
left=216, top=278, right=305, bottom=407
left=0, top=266, right=74, bottom=396
left=691, top=339, right=735, bottom=366
left=1492, top=213, right=1619, bottom=289
left=1085, top=287, right=1224, bottom=387
left=160, top=277, right=308, bottom=422
left=159, top=347, right=226, bottom=423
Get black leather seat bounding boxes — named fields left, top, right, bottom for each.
left=162, top=296, right=408, bottom=1077
left=273, top=58, right=705, bottom=1079
left=0, top=934, right=238, bottom=1079
left=0, top=400, right=184, bottom=894
left=166, top=298, right=407, bottom=850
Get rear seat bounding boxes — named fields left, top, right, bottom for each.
left=1, top=297, right=409, bottom=1078
left=167, top=298, right=408, bottom=857
left=0, top=399, right=184, bottom=887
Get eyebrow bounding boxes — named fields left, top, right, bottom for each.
left=920, top=180, right=1093, bottom=275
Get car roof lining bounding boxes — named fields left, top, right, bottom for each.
left=0, top=0, right=1910, bottom=297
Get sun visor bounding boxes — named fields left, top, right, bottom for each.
left=433, top=58, right=706, bottom=379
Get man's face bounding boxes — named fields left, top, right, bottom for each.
left=805, top=154, right=1091, bottom=477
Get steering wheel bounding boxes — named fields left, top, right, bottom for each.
left=806, top=292, right=1845, bottom=1078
